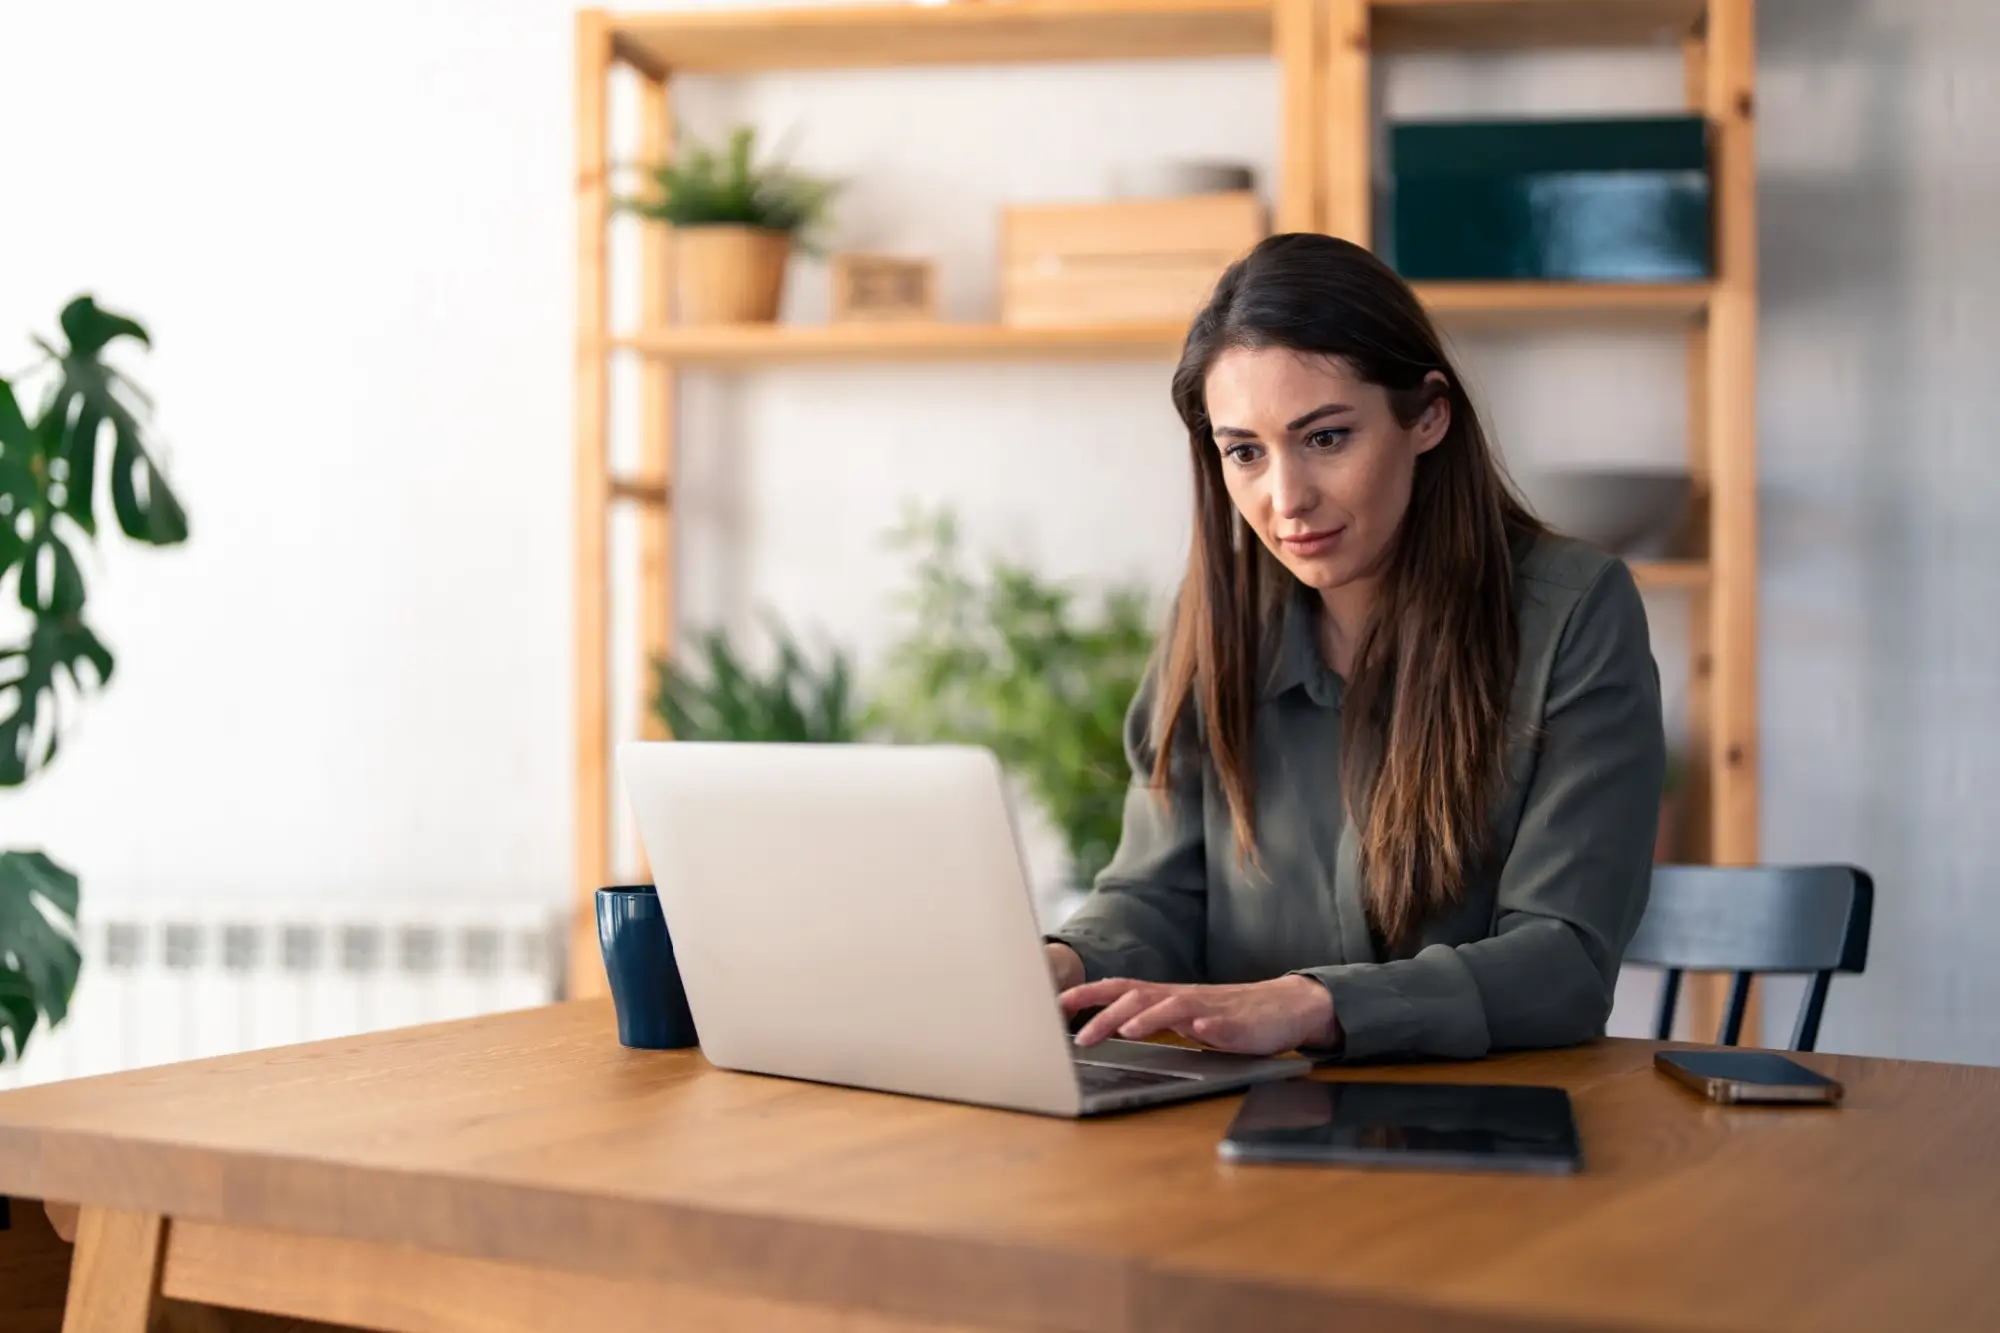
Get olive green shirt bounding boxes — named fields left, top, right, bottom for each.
left=1053, top=535, right=1665, bottom=1060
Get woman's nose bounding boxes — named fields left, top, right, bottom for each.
left=1269, top=455, right=1317, bottom=519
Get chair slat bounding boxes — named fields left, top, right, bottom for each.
left=1628, top=865, right=1871, bottom=1053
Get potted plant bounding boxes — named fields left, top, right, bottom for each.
left=1657, top=749, right=1687, bottom=863
left=653, top=622, right=863, bottom=743
left=620, top=126, right=839, bottom=326
left=1, top=297, right=189, bottom=1065
left=873, top=511, right=1157, bottom=904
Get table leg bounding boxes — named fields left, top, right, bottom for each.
left=45, top=1203, right=80, bottom=1244
left=0, top=1196, right=74, bottom=1333
left=61, top=1207, right=165, bottom=1333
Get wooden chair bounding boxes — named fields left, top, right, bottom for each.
left=1625, top=865, right=1873, bottom=1052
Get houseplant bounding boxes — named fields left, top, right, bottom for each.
left=874, top=511, right=1157, bottom=891
left=653, top=622, right=863, bottom=743
left=0, top=296, right=189, bottom=1062
left=620, top=125, right=839, bottom=325
left=1657, top=749, right=1687, bottom=862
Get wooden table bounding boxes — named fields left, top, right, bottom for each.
left=2, top=1001, right=1997, bottom=1333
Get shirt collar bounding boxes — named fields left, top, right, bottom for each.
left=1262, top=581, right=1343, bottom=707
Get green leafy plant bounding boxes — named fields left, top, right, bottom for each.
left=1, top=296, right=190, bottom=1062
left=620, top=125, right=839, bottom=245
left=653, top=623, right=863, bottom=743
left=874, top=512, right=1158, bottom=888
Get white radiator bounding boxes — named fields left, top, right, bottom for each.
left=0, top=892, right=567, bottom=1090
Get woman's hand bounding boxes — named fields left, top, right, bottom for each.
left=1060, top=975, right=1337, bottom=1056
left=1044, top=942, right=1085, bottom=993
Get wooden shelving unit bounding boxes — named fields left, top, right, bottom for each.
left=573, top=0, right=1759, bottom=1016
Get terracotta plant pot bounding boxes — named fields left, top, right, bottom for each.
left=672, top=225, right=791, bottom=324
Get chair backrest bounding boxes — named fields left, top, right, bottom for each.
left=1625, top=864, right=1873, bottom=1052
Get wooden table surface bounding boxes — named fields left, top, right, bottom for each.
left=1, top=1000, right=1997, bottom=1333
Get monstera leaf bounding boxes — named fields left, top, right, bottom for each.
left=1, top=296, right=188, bottom=1064
left=38, top=296, right=189, bottom=546
left=0, top=616, right=116, bottom=786
left=0, top=297, right=182, bottom=787
left=0, top=851, right=81, bottom=1062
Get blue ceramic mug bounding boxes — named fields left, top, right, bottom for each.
left=595, top=885, right=698, bottom=1050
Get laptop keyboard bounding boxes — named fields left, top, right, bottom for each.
left=1073, top=1060, right=1202, bottom=1096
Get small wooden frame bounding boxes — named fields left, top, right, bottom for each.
left=830, top=254, right=939, bottom=323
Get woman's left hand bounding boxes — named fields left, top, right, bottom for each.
left=1060, top=975, right=1338, bottom=1056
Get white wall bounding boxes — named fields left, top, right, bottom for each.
left=1751, top=0, right=2000, bottom=1062
left=1, top=1, right=579, bottom=906
left=4, top=0, right=1997, bottom=1060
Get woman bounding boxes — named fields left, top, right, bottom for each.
left=1046, top=233, right=1665, bottom=1061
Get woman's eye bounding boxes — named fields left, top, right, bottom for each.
left=1222, top=442, right=1264, bottom=466
left=1306, top=427, right=1350, bottom=451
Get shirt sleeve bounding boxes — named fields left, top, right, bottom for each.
left=1295, top=560, right=1666, bottom=1060
left=1049, top=663, right=1209, bottom=984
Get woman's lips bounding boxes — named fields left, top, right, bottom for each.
left=1279, top=527, right=1345, bottom=557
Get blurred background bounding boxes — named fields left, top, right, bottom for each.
left=1, top=0, right=1995, bottom=1084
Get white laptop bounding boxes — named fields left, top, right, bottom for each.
left=617, top=742, right=1309, bottom=1117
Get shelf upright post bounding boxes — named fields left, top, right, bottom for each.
left=572, top=9, right=615, bottom=998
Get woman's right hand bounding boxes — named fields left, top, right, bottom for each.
left=1044, top=942, right=1085, bottom=992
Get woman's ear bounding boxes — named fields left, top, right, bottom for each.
left=1412, top=370, right=1452, bottom=455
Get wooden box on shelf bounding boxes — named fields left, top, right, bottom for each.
left=1000, top=191, right=1266, bottom=327
left=829, top=254, right=938, bottom=323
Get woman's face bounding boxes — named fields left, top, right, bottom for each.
left=1203, top=347, right=1450, bottom=594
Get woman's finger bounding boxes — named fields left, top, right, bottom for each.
left=1073, top=988, right=1159, bottom=1046
left=1058, top=976, right=1147, bottom=1015
left=1189, top=1014, right=1250, bottom=1052
left=1073, top=987, right=1166, bottom=1047
left=1116, top=993, right=1199, bottom=1041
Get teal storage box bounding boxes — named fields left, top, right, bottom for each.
left=1388, top=116, right=1711, bottom=281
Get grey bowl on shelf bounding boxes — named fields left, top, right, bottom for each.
left=1516, top=466, right=1692, bottom=557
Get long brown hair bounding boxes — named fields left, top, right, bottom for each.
left=1154, top=233, right=1541, bottom=946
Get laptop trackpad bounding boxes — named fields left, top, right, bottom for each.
left=1077, top=1038, right=1282, bottom=1079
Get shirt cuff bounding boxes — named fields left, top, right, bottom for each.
left=1291, top=945, right=1492, bottom=1061
left=1044, top=932, right=1113, bottom=984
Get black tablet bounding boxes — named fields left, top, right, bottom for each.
left=1218, top=1079, right=1583, bottom=1175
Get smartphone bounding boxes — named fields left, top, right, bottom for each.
left=1654, top=1050, right=1843, bottom=1105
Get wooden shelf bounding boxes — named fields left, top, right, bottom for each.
left=1628, top=559, right=1709, bottom=590
left=610, top=0, right=1272, bottom=76
left=615, top=322, right=1188, bottom=365
left=615, top=285, right=1708, bottom=365
left=607, top=0, right=1705, bottom=76
left=1419, top=281, right=1710, bottom=327
left=1371, top=0, right=1706, bottom=52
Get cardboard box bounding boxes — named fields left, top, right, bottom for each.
left=1000, top=192, right=1266, bottom=327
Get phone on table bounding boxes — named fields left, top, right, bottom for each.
left=1654, top=1050, right=1843, bottom=1105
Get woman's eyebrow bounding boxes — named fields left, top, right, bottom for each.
left=1286, top=402, right=1354, bottom=431
left=1213, top=403, right=1355, bottom=440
